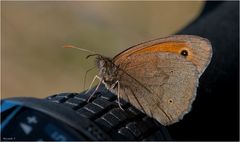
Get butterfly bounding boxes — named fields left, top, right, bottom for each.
left=64, top=35, right=212, bottom=126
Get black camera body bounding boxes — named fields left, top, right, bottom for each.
left=1, top=87, right=171, bottom=141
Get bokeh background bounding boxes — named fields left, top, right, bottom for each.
left=1, top=1, right=204, bottom=99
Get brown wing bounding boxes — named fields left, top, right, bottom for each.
left=115, top=52, right=199, bottom=126
left=112, top=35, right=212, bottom=125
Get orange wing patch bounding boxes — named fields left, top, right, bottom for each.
left=124, top=41, right=193, bottom=62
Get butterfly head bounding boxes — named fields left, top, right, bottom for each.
left=96, top=55, right=119, bottom=89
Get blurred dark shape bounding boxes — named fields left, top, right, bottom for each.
left=167, top=1, right=239, bottom=140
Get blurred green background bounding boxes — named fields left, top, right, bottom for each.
left=1, top=1, right=204, bottom=99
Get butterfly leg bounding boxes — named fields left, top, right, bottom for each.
left=116, top=81, right=124, bottom=110
left=109, top=80, right=124, bottom=110
left=85, top=75, right=101, bottom=94
left=87, top=77, right=103, bottom=102
left=85, top=75, right=102, bottom=102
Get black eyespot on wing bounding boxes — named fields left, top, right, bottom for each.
left=180, top=50, right=188, bottom=57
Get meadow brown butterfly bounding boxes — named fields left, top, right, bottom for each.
left=65, top=35, right=212, bottom=126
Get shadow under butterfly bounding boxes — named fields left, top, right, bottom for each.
left=64, top=35, right=212, bottom=126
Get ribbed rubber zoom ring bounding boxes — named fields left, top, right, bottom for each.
left=46, top=87, right=172, bottom=141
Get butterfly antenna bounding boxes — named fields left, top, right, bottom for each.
left=63, top=45, right=97, bottom=54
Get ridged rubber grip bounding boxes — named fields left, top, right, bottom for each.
left=46, top=88, right=171, bottom=141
